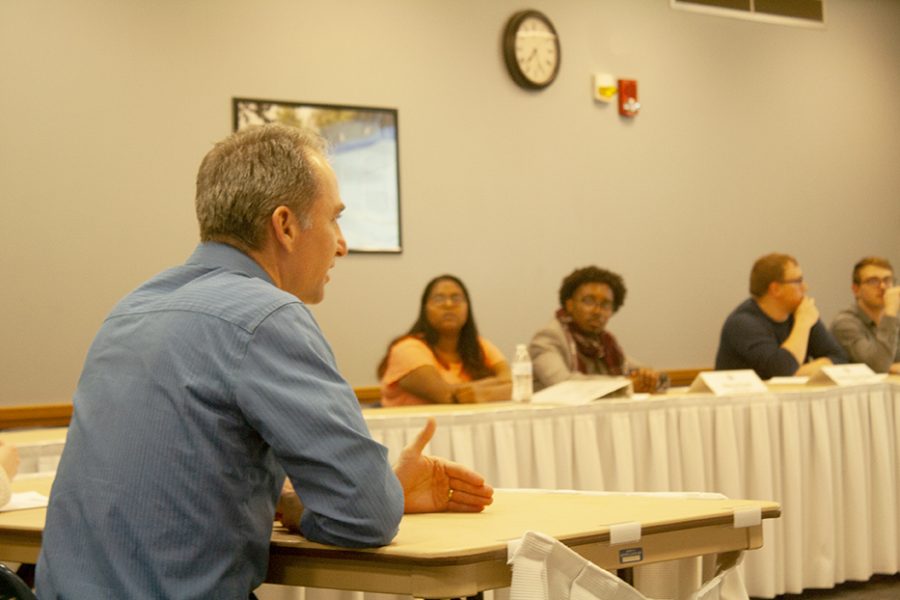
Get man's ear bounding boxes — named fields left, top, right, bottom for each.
left=270, top=206, right=299, bottom=251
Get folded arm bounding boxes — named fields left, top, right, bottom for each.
left=278, top=418, right=495, bottom=532
left=238, top=305, right=404, bottom=547
left=398, top=361, right=512, bottom=404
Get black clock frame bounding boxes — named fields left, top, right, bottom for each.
left=502, top=9, right=561, bottom=91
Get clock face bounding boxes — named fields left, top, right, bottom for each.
left=503, top=11, right=560, bottom=90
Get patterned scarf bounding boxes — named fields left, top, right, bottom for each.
left=556, top=308, right=625, bottom=376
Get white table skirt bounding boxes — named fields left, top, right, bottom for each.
left=265, top=381, right=900, bottom=600
left=7, top=381, right=897, bottom=598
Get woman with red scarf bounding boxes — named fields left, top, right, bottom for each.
left=529, top=266, right=667, bottom=393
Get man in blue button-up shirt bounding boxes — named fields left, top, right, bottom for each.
left=36, top=124, right=493, bottom=599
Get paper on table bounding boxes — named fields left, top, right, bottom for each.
left=807, top=364, right=886, bottom=386
left=1, top=491, right=49, bottom=512
left=688, top=369, right=768, bottom=395
left=531, top=378, right=631, bottom=405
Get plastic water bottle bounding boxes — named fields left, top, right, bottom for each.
left=511, top=344, right=533, bottom=403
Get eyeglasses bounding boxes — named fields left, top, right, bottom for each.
left=859, top=276, right=895, bottom=287
left=779, top=277, right=804, bottom=286
left=578, top=296, right=614, bottom=311
left=428, top=294, right=466, bottom=306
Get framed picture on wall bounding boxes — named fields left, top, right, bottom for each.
left=233, top=97, right=402, bottom=253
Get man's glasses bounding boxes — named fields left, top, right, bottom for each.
left=578, top=296, right=614, bottom=310
left=428, top=294, right=466, bottom=306
left=779, top=277, right=804, bottom=286
left=859, top=276, right=895, bottom=287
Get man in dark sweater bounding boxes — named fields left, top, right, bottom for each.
left=715, top=253, right=846, bottom=379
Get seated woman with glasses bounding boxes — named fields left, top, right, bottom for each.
left=377, top=274, right=511, bottom=406
left=528, top=266, right=667, bottom=393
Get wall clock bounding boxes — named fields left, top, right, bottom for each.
left=502, top=10, right=561, bottom=90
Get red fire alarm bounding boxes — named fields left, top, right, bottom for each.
left=618, top=79, right=640, bottom=117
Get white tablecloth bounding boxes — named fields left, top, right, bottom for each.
left=9, top=381, right=899, bottom=598
left=333, top=380, right=898, bottom=598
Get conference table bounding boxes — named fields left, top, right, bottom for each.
left=0, top=475, right=778, bottom=599
left=361, top=377, right=900, bottom=598
left=4, top=377, right=898, bottom=597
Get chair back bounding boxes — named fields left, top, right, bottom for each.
left=507, top=531, right=745, bottom=600
left=0, top=563, right=36, bottom=600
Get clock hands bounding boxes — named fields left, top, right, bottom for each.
left=504, top=10, right=559, bottom=89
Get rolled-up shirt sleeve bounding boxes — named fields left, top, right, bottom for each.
left=234, top=303, right=403, bottom=548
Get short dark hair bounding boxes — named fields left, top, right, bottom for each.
left=749, top=253, right=796, bottom=298
left=852, top=256, right=894, bottom=284
left=558, top=266, right=627, bottom=312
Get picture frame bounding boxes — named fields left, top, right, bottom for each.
left=233, top=97, right=402, bottom=253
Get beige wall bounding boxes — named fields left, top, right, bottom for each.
left=1, top=0, right=898, bottom=404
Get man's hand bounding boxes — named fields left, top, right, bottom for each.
left=795, top=357, right=833, bottom=377
left=883, top=286, right=900, bottom=317
left=794, top=297, right=820, bottom=329
left=393, top=418, right=494, bottom=513
left=629, top=368, right=660, bottom=393
left=275, top=479, right=304, bottom=532
left=0, top=441, right=18, bottom=480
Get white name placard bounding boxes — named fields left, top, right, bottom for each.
left=807, top=363, right=885, bottom=386
left=688, top=370, right=768, bottom=396
left=531, top=378, right=632, bottom=405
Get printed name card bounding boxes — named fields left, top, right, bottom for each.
left=688, top=370, right=768, bottom=396
left=531, top=378, right=632, bottom=405
left=807, top=363, right=884, bottom=386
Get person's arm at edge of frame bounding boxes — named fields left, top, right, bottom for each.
left=277, top=418, right=494, bottom=531
left=0, top=441, right=19, bottom=508
left=886, top=287, right=900, bottom=373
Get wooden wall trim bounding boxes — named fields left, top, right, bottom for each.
left=0, top=403, right=74, bottom=430
left=0, top=387, right=384, bottom=430
left=0, top=372, right=707, bottom=429
left=354, top=385, right=382, bottom=406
